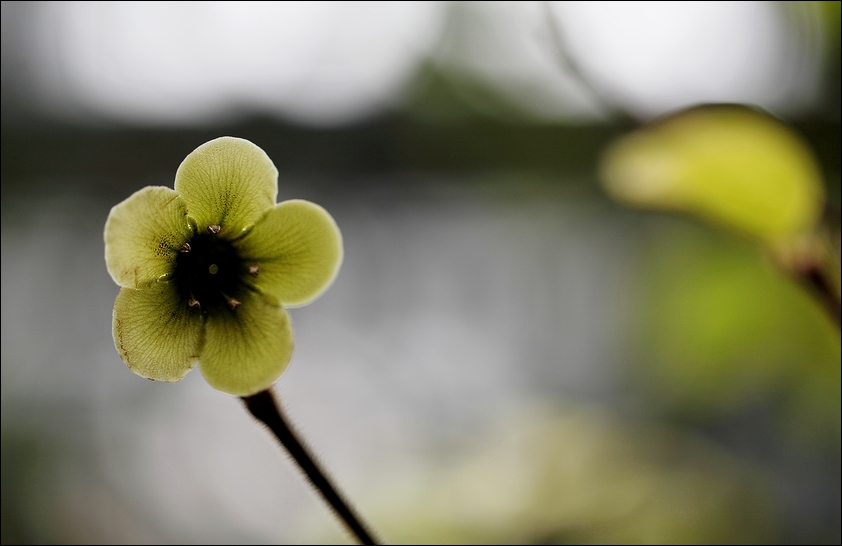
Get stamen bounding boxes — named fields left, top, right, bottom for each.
left=248, top=264, right=260, bottom=277
left=208, top=225, right=221, bottom=234
left=179, top=243, right=191, bottom=253
left=226, top=296, right=242, bottom=311
left=208, top=264, right=219, bottom=275
left=187, top=297, right=201, bottom=310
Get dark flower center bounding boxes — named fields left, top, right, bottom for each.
left=174, top=230, right=247, bottom=312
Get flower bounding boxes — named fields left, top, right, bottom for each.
left=104, top=137, right=342, bottom=396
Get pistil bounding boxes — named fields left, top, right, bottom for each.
left=175, top=226, right=247, bottom=314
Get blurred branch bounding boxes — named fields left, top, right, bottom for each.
left=798, top=264, right=841, bottom=328
left=795, top=226, right=842, bottom=329
left=541, top=1, right=637, bottom=127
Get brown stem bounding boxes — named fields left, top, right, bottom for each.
left=798, top=263, right=841, bottom=329
left=242, top=389, right=379, bottom=545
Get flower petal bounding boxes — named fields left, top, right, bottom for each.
left=112, top=283, right=205, bottom=382
left=104, top=186, right=192, bottom=289
left=199, top=290, right=293, bottom=396
left=237, top=200, right=343, bottom=307
left=174, top=137, right=278, bottom=236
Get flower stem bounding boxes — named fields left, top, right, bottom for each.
left=241, top=389, right=379, bottom=545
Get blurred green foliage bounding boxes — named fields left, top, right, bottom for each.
left=599, top=103, right=840, bottom=445
left=635, top=222, right=840, bottom=441
left=337, top=407, right=778, bottom=545
left=2, top=3, right=839, bottom=542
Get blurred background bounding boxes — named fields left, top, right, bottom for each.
left=1, top=1, right=839, bottom=544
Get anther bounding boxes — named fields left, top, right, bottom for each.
left=226, top=297, right=242, bottom=311
left=187, top=297, right=201, bottom=310
left=208, top=264, right=219, bottom=275
left=179, top=242, right=191, bottom=253
left=207, top=225, right=221, bottom=234
left=248, top=264, right=260, bottom=277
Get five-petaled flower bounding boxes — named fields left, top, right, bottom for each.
left=104, top=137, right=342, bottom=396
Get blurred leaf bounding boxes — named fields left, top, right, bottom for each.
left=600, top=106, right=825, bottom=247
left=636, top=223, right=840, bottom=425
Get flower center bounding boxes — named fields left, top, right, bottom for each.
left=174, top=228, right=247, bottom=312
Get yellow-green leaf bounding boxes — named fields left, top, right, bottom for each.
left=112, top=283, right=205, bottom=382
left=600, top=106, right=825, bottom=245
left=237, top=200, right=343, bottom=307
left=104, top=186, right=192, bottom=289
left=174, top=136, right=278, bottom=237
left=199, top=290, right=294, bottom=396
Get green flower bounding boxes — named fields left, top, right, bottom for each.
left=104, top=137, right=342, bottom=396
